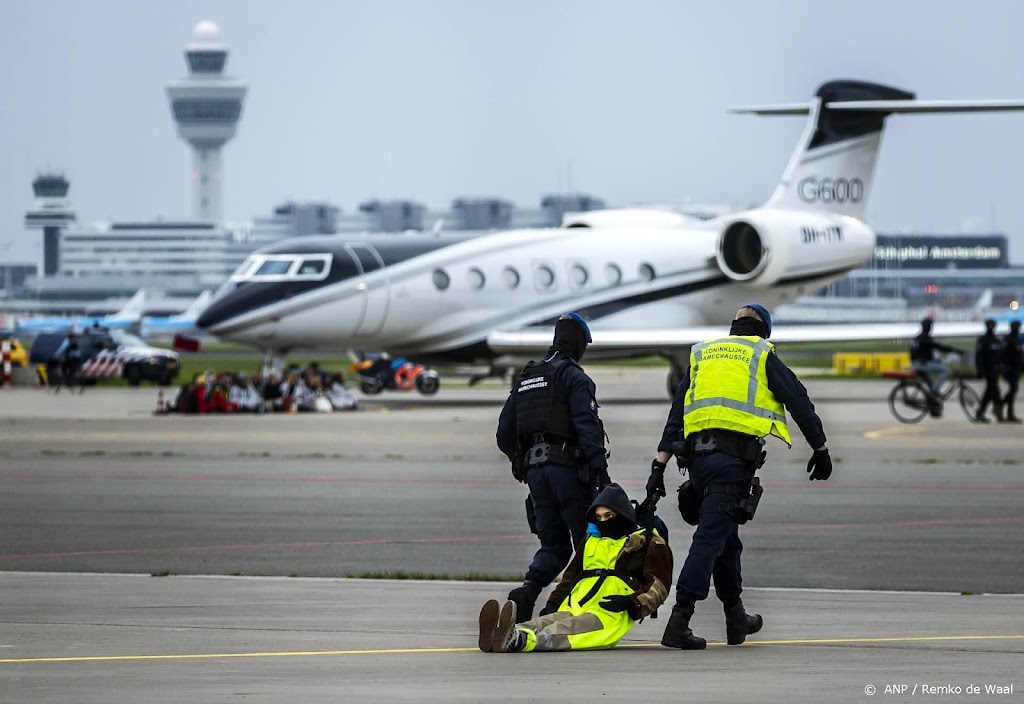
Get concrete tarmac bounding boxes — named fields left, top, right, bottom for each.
left=1, top=573, right=1021, bottom=703
left=0, top=371, right=1021, bottom=701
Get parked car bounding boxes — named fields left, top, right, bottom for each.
left=29, top=328, right=180, bottom=386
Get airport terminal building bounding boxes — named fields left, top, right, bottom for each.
left=816, top=233, right=1023, bottom=310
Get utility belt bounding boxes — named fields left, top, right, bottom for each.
left=677, top=477, right=763, bottom=526
left=576, top=568, right=641, bottom=606
left=525, top=435, right=582, bottom=468
left=671, top=429, right=766, bottom=468
left=511, top=435, right=583, bottom=483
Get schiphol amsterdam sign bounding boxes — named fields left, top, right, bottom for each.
left=872, top=235, right=1009, bottom=270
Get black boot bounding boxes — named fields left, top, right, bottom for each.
left=661, top=604, right=706, bottom=649
left=507, top=581, right=541, bottom=623
left=724, top=599, right=763, bottom=645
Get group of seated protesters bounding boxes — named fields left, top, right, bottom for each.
left=169, top=362, right=358, bottom=414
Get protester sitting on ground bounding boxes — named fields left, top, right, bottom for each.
left=170, top=373, right=205, bottom=414
left=327, top=371, right=358, bottom=410
left=290, top=373, right=321, bottom=412
left=203, top=374, right=236, bottom=413
left=479, top=483, right=672, bottom=653
left=229, top=373, right=264, bottom=413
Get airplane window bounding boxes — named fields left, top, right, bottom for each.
left=570, top=263, right=589, bottom=287
left=297, top=259, right=326, bottom=275
left=254, top=259, right=294, bottom=277
left=502, top=267, right=520, bottom=289
left=432, top=268, right=451, bottom=290
left=639, top=263, right=656, bottom=282
left=468, top=267, right=486, bottom=290
left=606, top=263, right=622, bottom=286
left=535, top=265, right=555, bottom=289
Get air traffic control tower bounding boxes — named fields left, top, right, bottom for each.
left=24, top=173, right=76, bottom=277
left=166, top=20, right=247, bottom=221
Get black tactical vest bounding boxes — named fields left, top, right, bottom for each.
left=515, top=356, right=578, bottom=442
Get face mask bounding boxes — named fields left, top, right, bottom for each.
left=596, top=515, right=634, bottom=539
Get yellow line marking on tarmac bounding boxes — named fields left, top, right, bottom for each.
left=3, top=635, right=1023, bottom=664
left=863, top=425, right=925, bottom=440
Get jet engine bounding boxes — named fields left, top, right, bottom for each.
left=714, top=210, right=874, bottom=285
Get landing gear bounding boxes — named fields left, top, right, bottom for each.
left=665, top=353, right=689, bottom=399
left=260, top=349, right=289, bottom=380
left=468, top=366, right=510, bottom=387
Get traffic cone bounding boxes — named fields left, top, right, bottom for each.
left=154, top=388, right=166, bottom=415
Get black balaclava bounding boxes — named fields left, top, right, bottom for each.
left=729, top=316, right=768, bottom=339
left=586, top=483, right=638, bottom=540
left=548, top=316, right=589, bottom=362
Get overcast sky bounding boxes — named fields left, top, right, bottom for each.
left=4, top=0, right=1024, bottom=265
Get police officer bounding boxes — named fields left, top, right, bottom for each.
left=496, top=312, right=610, bottom=621
left=974, top=319, right=1004, bottom=423
left=1001, top=320, right=1022, bottom=423
left=647, top=304, right=830, bottom=649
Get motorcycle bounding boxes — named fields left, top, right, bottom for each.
left=352, top=355, right=440, bottom=396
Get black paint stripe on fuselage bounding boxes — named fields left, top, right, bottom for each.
left=539, top=274, right=732, bottom=325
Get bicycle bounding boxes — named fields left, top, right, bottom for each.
left=884, top=369, right=982, bottom=424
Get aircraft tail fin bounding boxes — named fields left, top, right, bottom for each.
left=972, top=288, right=993, bottom=320
left=174, top=290, right=212, bottom=322
left=733, top=80, right=1024, bottom=221
left=110, top=289, right=147, bottom=322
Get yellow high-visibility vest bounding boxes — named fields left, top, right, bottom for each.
left=682, top=334, right=791, bottom=446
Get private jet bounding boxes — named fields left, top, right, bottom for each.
left=197, top=80, right=1024, bottom=393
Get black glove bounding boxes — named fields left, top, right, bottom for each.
left=600, top=595, right=638, bottom=619
left=538, top=601, right=559, bottom=617
left=589, top=457, right=611, bottom=490
left=646, top=459, right=667, bottom=499
left=806, top=448, right=832, bottom=481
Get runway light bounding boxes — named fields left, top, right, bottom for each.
left=1011, top=300, right=1019, bottom=311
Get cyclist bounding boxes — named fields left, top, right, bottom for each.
left=910, top=318, right=960, bottom=415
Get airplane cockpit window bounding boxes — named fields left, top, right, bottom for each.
left=502, top=267, right=520, bottom=289
left=229, top=254, right=332, bottom=282
left=255, top=259, right=294, bottom=277
left=297, top=259, right=326, bottom=275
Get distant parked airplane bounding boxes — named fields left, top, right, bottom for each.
left=140, top=290, right=213, bottom=341
left=17, top=290, right=147, bottom=334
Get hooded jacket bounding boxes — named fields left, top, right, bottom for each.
left=545, top=483, right=672, bottom=620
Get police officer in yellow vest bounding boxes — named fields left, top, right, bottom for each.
left=478, top=483, right=673, bottom=653
left=647, top=304, right=832, bottom=649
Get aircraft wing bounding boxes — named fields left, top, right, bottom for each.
left=487, top=321, right=1004, bottom=356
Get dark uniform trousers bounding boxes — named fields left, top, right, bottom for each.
left=980, top=371, right=1002, bottom=413
left=525, top=464, right=596, bottom=587
left=675, top=451, right=755, bottom=606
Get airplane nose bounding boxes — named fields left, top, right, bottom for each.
left=196, top=296, right=235, bottom=330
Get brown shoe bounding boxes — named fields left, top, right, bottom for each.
left=478, top=599, right=500, bottom=652
left=491, top=600, right=520, bottom=653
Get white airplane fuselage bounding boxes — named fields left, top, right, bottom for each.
left=197, top=210, right=875, bottom=361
